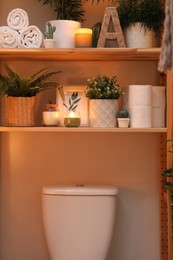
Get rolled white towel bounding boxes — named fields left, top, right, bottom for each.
left=7, top=8, right=29, bottom=31
left=129, top=106, right=152, bottom=128
left=18, top=26, right=43, bottom=48
left=0, top=26, right=19, bottom=48
left=152, top=86, right=166, bottom=108
left=128, top=85, right=152, bottom=107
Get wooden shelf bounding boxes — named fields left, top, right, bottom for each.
left=0, top=126, right=167, bottom=133
left=0, top=48, right=161, bottom=61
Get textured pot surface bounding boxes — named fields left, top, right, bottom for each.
left=5, top=96, right=36, bottom=126
left=124, top=23, right=156, bottom=48
left=89, top=99, right=118, bottom=127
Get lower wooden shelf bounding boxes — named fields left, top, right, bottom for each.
left=0, top=126, right=167, bottom=133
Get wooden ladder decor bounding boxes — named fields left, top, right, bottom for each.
left=97, top=6, right=126, bottom=48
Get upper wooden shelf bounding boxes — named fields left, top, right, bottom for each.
left=0, top=126, right=167, bottom=133
left=0, top=48, right=161, bottom=61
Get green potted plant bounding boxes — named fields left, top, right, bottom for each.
left=117, top=0, right=165, bottom=48
left=116, top=108, right=130, bottom=128
left=0, top=63, right=62, bottom=126
left=86, top=74, right=122, bottom=127
left=44, top=22, right=56, bottom=48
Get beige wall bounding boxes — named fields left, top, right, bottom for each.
left=0, top=1, right=162, bottom=260
left=0, top=0, right=111, bottom=32
left=0, top=132, right=161, bottom=260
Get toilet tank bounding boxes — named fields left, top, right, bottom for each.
left=42, top=185, right=118, bottom=260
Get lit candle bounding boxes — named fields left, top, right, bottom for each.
left=64, top=111, right=81, bottom=127
left=75, top=28, right=92, bottom=48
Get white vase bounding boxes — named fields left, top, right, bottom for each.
left=89, top=99, right=118, bottom=128
left=48, top=20, right=81, bottom=48
left=124, top=22, right=156, bottom=48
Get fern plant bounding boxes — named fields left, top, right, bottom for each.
left=117, top=0, right=165, bottom=35
left=0, top=64, right=62, bottom=97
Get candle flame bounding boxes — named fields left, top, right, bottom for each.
left=69, top=111, right=75, bottom=118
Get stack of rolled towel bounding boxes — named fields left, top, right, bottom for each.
left=0, top=8, right=43, bottom=48
left=128, top=85, right=166, bottom=128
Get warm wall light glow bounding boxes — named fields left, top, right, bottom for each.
left=75, top=28, right=92, bottom=48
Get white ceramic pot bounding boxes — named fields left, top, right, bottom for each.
left=117, top=118, right=130, bottom=128
left=48, top=20, right=81, bottom=48
left=124, top=22, right=156, bottom=48
left=44, top=39, right=56, bottom=48
left=89, top=99, right=118, bottom=128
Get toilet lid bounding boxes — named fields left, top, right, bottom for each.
left=42, top=185, right=118, bottom=196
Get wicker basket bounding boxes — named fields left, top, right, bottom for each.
left=5, top=96, right=36, bottom=126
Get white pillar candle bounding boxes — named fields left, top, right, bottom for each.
left=43, top=111, right=60, bottom=126
left=75, top=28, right=92, bottom=48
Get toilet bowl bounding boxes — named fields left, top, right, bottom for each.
left=42, top=185, right=118, bottom=260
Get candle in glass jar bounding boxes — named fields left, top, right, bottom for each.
left=75, top=28, right=92, bottom=48
left=64, top=111, right=81, bottom=127
left=43, top=111, right=60, bottom=126
left=43, top=104, right=60, bottom=126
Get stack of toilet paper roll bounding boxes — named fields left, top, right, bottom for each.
left=128, top=85, right=152, bottom=128
left=128, top=85, right=166, bottom=128
left=152, top=86, right=166, bottom=127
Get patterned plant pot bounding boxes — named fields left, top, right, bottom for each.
left=124, top=22, right=156, bottom=48
left=5, top=96, right=36, bottom=126
left=89, top=99, right=118, bottom=127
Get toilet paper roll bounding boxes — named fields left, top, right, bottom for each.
left=152, top=107, right=165, bottom=128
left=152, top=86, right=166, bottom=108
left=129, top=106, right=152, bottom=128
left=128, top=85, right=152, bottom=107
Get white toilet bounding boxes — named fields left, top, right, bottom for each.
left=42, top=185, right=118, bottom=260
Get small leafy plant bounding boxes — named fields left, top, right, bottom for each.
left=117, top=109, right=129, bottom=118
left=0, top=63, right=62, bottom=97
left=63, top=92, right=81, bottom=111
left=86, top=75, right=121, bottom=99
left=45, top=22, right=56, bottom=39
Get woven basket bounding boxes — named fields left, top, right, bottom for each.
left=5, top=96, right=36, bottom=126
